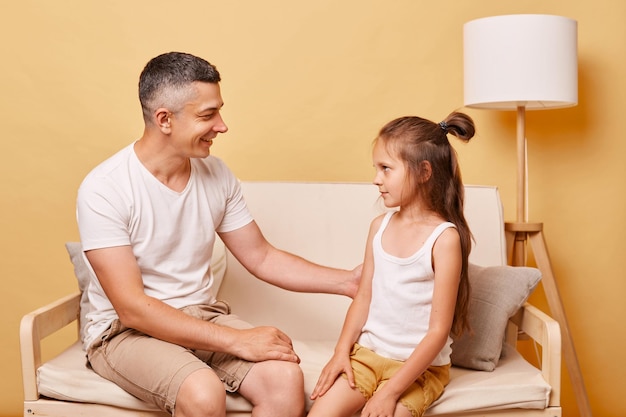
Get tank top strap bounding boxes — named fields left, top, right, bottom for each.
left=379, top=211, right=395, bottom=229
left=374, top=210, right=396, bottom=238
left=422, top=221, right=457, bottom=251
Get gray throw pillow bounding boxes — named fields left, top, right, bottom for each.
left=450, top=263, right=541, bottom=371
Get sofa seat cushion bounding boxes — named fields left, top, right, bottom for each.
left=299, top=341, right=550, bottom=414
left=38, top=340, right=549, bottom=414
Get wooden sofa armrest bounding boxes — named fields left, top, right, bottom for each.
left=20, top=292, right=81, bottom=401
left=509, top=302, right=562, bottom=407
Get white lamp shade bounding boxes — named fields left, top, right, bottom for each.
left=464, top=14, right=578, bottom=110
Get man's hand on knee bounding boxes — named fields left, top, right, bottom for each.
left=229, top=326, right=300, bottom=363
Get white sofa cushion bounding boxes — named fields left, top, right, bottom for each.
left=38, top=340, right=549, bottom=414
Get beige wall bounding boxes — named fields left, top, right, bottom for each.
left=1, top=1, right=623, bottom=416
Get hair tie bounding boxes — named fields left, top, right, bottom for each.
left=439, top=121, right=448, bottom=132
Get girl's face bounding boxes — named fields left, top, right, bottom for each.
left=372, top=139, right=408, bottom=208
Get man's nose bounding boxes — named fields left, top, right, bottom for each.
left=215, top=114, right=228, bottom=133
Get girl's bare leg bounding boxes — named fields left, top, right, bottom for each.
left=308, top=377, right=366, bottom=417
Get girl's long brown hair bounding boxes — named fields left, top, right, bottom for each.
left=376, top=111, right=475, bottom=335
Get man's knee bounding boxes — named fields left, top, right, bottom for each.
left=264, top=360, right=304, bottom=392
left=175, top=369, right=226, bottom=417
left=241, top=360, right=304, bottom=404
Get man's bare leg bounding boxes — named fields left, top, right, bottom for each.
left=175, top=369, right=227, bottom=417
left=239, top=360, right=305, bottom=417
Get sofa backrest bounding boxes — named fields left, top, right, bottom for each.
left=216, top=182, right=506, bottom=341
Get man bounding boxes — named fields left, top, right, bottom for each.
left=76, top=51, right=359, bottom=417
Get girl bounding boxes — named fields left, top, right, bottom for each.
left=308, top=112, right=475, bottom=417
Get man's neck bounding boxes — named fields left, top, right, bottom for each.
left=134, top=134, right=192, bottom=192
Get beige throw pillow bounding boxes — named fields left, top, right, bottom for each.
left=450, top=263, right=541, bottom=371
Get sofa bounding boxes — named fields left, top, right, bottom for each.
left=21, top=181, right=561, bottom=417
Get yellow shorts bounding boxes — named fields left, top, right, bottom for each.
left=347, top=343, right=450, bottom=417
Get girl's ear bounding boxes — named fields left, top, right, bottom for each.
left=418, top=160, right=433, bottom=184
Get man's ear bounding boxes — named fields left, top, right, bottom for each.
left=155, top=109, right=172, bottom=131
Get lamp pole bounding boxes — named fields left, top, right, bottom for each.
left=516, top=105, right=526, bottom=224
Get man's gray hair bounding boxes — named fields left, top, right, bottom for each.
left=138, top=52, right=221, bottom=122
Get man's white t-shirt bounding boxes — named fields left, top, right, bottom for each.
left=76, top=143, right=253, bottom=349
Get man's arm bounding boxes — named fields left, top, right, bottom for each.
left=85, top=245, right=299, bottom=363
left=218, top=221, right=361, bottom=298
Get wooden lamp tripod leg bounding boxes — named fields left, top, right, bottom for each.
left=507, top=223, right=593, bottom=417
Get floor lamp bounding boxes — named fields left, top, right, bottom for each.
left=463, top=14, right=592, bottom=417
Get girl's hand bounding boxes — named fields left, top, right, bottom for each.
left=309, top=353, right=355, bottom=400
left=361, top=390, right=399, bottom=417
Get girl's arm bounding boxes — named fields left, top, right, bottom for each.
left=361, top=227, right=462, bottom=417
left=310, top=215, right=382, bottom=399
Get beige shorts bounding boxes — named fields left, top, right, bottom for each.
left=347, top=343, right=450, bottom=417
left=87, top=301, right=254, bottom=414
